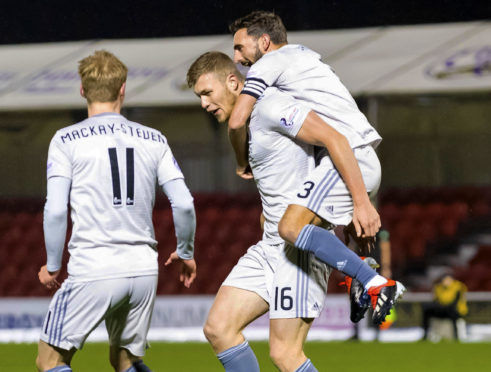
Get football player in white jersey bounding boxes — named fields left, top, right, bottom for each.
left=36, top=50, right=197, bottom=372
left=188, top=51, right=333, bottom=372
left=227, top=11, right=405, bottom=325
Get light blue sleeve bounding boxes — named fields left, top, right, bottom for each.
left=44, top=176, right=71, bottom=272
left=161, top=178, right=196, bottom=260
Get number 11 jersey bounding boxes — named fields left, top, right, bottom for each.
left=46, top=112, right=184, bottom=282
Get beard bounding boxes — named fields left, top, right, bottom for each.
left=253, top=47, right=264, bottom=63
left=241, top=46, right=264, bottom=67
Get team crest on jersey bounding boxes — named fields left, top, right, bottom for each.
left=280, top=107, right=300, bottom=127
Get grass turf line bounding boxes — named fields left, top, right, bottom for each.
left=2, top=341, right=491, bottom=371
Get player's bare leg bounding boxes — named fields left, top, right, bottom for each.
left=204, top=285, right=268, bottom=353
left=269, top=318, right=316, bottom=372
left=36, top=340, right=75, bottom=372
left=204, top=285, right=268, bottom=371
left=278, top=205, right=321, bottom=245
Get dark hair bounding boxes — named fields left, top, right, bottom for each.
left=229, top=10, right=287, bottom=44
left=187, top=51, right=243, bottom=88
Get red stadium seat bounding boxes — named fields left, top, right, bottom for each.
left=379, top=203, right=400, bottom=228
left=439, top=217, right=458, bottom=238
left=1, top=187, right=490, bottom=296
left=401, top=203, right=423, bottom=222
left=424, top=202, right=445, bottom=223
left=470, top=199, right=490, bottom=217
left=469, top=246, right=491, bottom=266
left=406, top=237, right=426, bottom=259
left=392, top=220, right=414, bottom=241
left=412, top=221, right=438, bottom=241
left=446, top=201, right=469, bottom=222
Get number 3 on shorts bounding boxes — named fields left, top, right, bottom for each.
left=274, top=286, right=293, bottom=311
left=297, top=181, right=315, bottom=198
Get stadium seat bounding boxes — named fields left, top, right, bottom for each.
left=439, top=217, right=458, bottom=238
left=446, top=201, right=469, bottom=222
left=379, top=202, right=400, bottom=229
left=422, top=202, right=446, bottom=226
left=470, top=199, right=490, bottom=217
left=406, top=237, right=427, bottom=259
left=1, top=186, right=491, bottom=296
left=401, top=203, right=423, bottom=222
left=412, top=221, right=438, bottom=241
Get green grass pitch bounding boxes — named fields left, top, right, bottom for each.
left=2, top=341, right=491, bottom=371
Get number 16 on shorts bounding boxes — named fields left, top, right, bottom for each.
left=274, top=286, right=293, bottom=311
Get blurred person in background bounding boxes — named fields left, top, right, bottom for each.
left=36, top=50, right=196, bottom=372
left=421, top=273, right=468, bottom=341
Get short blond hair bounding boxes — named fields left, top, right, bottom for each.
left=187, top=51, right=243, bottom=88
left=78, top=50, right=128, bottom=103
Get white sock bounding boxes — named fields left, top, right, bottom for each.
left=365, top=275, right=388, bottom=290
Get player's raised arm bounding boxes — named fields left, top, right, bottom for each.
left=228, top=124, right=253, bottom=179
left=295, top=111, right=381, bottom=238
left=228, top=94, right=256, bottom=130
left=228, top=94, right=255, bottom=179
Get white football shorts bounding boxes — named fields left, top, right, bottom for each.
left=222, top=240, right=331, bottom=319
left=40, top=275, right=157, bottom=356
left=292, top=145, right=381, bottom=226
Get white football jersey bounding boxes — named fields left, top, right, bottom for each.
left=249, top=88, right=315, bottom=243
left=243, top=44, right=382, bottom=149
left=47, top=112, right=184, bottom=282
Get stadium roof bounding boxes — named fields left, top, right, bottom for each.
left=0, top=21, right=490, bottom=110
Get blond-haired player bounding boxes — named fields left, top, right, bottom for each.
left=36, top=50, right=197, bottom=372
left=187, top=46, right=404, bottom=370
left=188, top=50, right=330, bottom=372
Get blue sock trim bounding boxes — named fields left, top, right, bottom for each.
left=45, top=366, right=72, bottom=372
left=217, top=340, right=259, bottom=372
left=294, top=225, right=377, bottom=286
left=217, top=340, right=250, bottom=361
left=296, top=359, right=318, bottom=372
left=295, top=225, right=315, bottom=250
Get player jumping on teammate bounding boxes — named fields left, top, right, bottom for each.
left=227, top=11, right=405, bottom=325
left=188, top=50, right=336, bottom=372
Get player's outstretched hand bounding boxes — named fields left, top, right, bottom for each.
left=352, top=202, right=381, bottom=238
left=38, top=265, right=60, bottom=290
left=165, top=251, right=197, bottom=288
left=236, top=164, right=254, bottom=180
